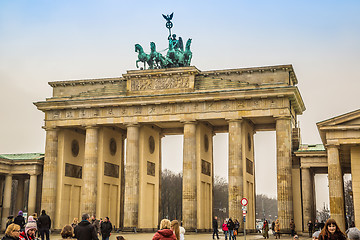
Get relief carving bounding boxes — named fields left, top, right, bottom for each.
left=66, top=111, right=73, bottom=118
left=53, top=111, right=60, bottom=119
left=131, top=76, right=190, bottom=91
left=149, top=106, right=156, bottom=114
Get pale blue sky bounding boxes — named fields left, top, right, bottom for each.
left=1, top=1, right=360, bottom=206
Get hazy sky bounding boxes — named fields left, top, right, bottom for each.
left=1, top=1, right=360, bottom=209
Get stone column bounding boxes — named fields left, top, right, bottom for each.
left=41, top=127, right=58, bottom=222
left=28, top=174, right=38, bottom=215
left=15, top=177, right=25, bottom=214
left=81, top=126, right=99, bottom=216
left=327, top=144, right=345, bottom=231
left=124, top=124, right=140, bottom=229
left=351, top=146, right=360, bottom=227
left=276, top=117, right=293, bottom=231
left=228, top=119, right=243, bottom=222
left=182, top=121, right=197, bottom=231
left=301, top=167, right=313, bottom=232
left=1, top=174, right=13, bottom=231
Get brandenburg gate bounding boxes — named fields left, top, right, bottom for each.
left=35, top=64, right=305, bottom=231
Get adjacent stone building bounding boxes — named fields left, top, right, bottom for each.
left=0, top=153, right=43, bottom=230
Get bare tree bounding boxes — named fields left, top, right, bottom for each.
left=161, top=169, right=182, bottom=220
left=213, top=176, right=228, bottom=223
left=316, top=203, right=330, bottom=222
left=255, top=194, right=278, bottom=222
left=345, top=180, right=354, bottom=227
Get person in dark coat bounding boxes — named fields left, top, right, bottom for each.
left=5, top=216, right=14, bottom=229
left=212, top=216, right=219, bottom=239
left=90, top=216, right=100, bottom=236
left=2, top=223, right=21, bottom=240
left=290, top=219, right=296, bottom=237
left=227, top=218, right=235, bottom=240
left=13, top=211, right=26, bottom=231
left=100, top=217, right=112, bottom=240
left=74, top=214, right=99, bottom=240
left=38, top=210, right=51, bottom=240
left=308, top=221, right=314, bottom=238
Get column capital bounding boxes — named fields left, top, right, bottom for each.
left=226, top=118, right=243, bottom=123
left=84, top=124, right=99, bottom=129
left=42, top=126, right=58, bottom=131
left=181, top=120, right=197, bottom=125
left=274, top=115, right=292, bottom=121
left=124, top=122, right=140, bottom=127
left=326, top=142, right=340, bottom=149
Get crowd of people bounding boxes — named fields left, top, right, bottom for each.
left=2, top=211, right=115, bottom=240
left=2, top=211, right=360, bottom=240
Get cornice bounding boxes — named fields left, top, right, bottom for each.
left=34, top=86, right=303, bottom=113
left=48, top=77, right=124, bottom=87
left=200, top=64, right=297, bottom=85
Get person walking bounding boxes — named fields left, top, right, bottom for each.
left=290, top=219, right=296, bottom=237
left=74, top=213, right=99, bottom=240
left=2, top=223, right=21, bottom=240
left=5, top=216, right=14, bottom=230
left=60, top=225, right=75, bottom=239
left=233, top=219, right=240, bottom=240
left=271, top=221, right=275, bottom=236
left=212, top=216, right=219, bottom=240
left=179, top=223, right=185, bottom=240
left=227, top=218, right=235, bottom=240
left=91, top=216, right=100, bottom=236
left=274, top=219, right=281, bottom=239
left=318, top=219, right=346, bottom=240
left=314, top=220, right=320, bottom=231
left=13, top=211, right=25, bottom=231
left=100, top=217, right=112, bottom=240
left=222, top=219, right=229, bottom=240
left=308, top=221, right=314, bottom=238
left=19, top=220, right=37, bottom=240
left=38, top=210, right=51, bottom=240
left=152, top=219, right=176, bottom=240
left=263, top=220, right=269, bottom=239
left=170, top=220, right=180, bottom=240
left=71, top=218, right=79, bottom=229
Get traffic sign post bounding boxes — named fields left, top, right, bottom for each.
left=241, top=198, right=248, bottom=240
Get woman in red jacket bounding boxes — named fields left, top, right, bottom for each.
left=152, top=219, right=176, bottom=240
left=222, top=219, right=229, bottom=240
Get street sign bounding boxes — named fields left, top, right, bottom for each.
left=241, top=197, right=248, bottom=206
left=243, top=210, right=247, bottom=216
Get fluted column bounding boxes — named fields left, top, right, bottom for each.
left=41, top=127, right=58, bottom=222
left=182, top=121, right=197, bottom=231
left=228, top=119, right=243, bottom=222
left=15, top=177, right=25, bottom=214
left=124, top=124, right=140, bottom=229
left=301, top=167, right=313, bottom=232
left=81, top=126, right=99, bottom=216
left=1, top=174, right=13, bottom=230
left=276, top=117, right=293, bottom=231
left=327, top=144, right=345, bottom=231
left=28, top=174, right=38, bottom=215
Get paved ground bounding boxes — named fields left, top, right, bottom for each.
left=0, top=232, right=309, bottom=240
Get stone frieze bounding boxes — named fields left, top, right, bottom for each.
left=47, top=98, right=284, bottom=121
